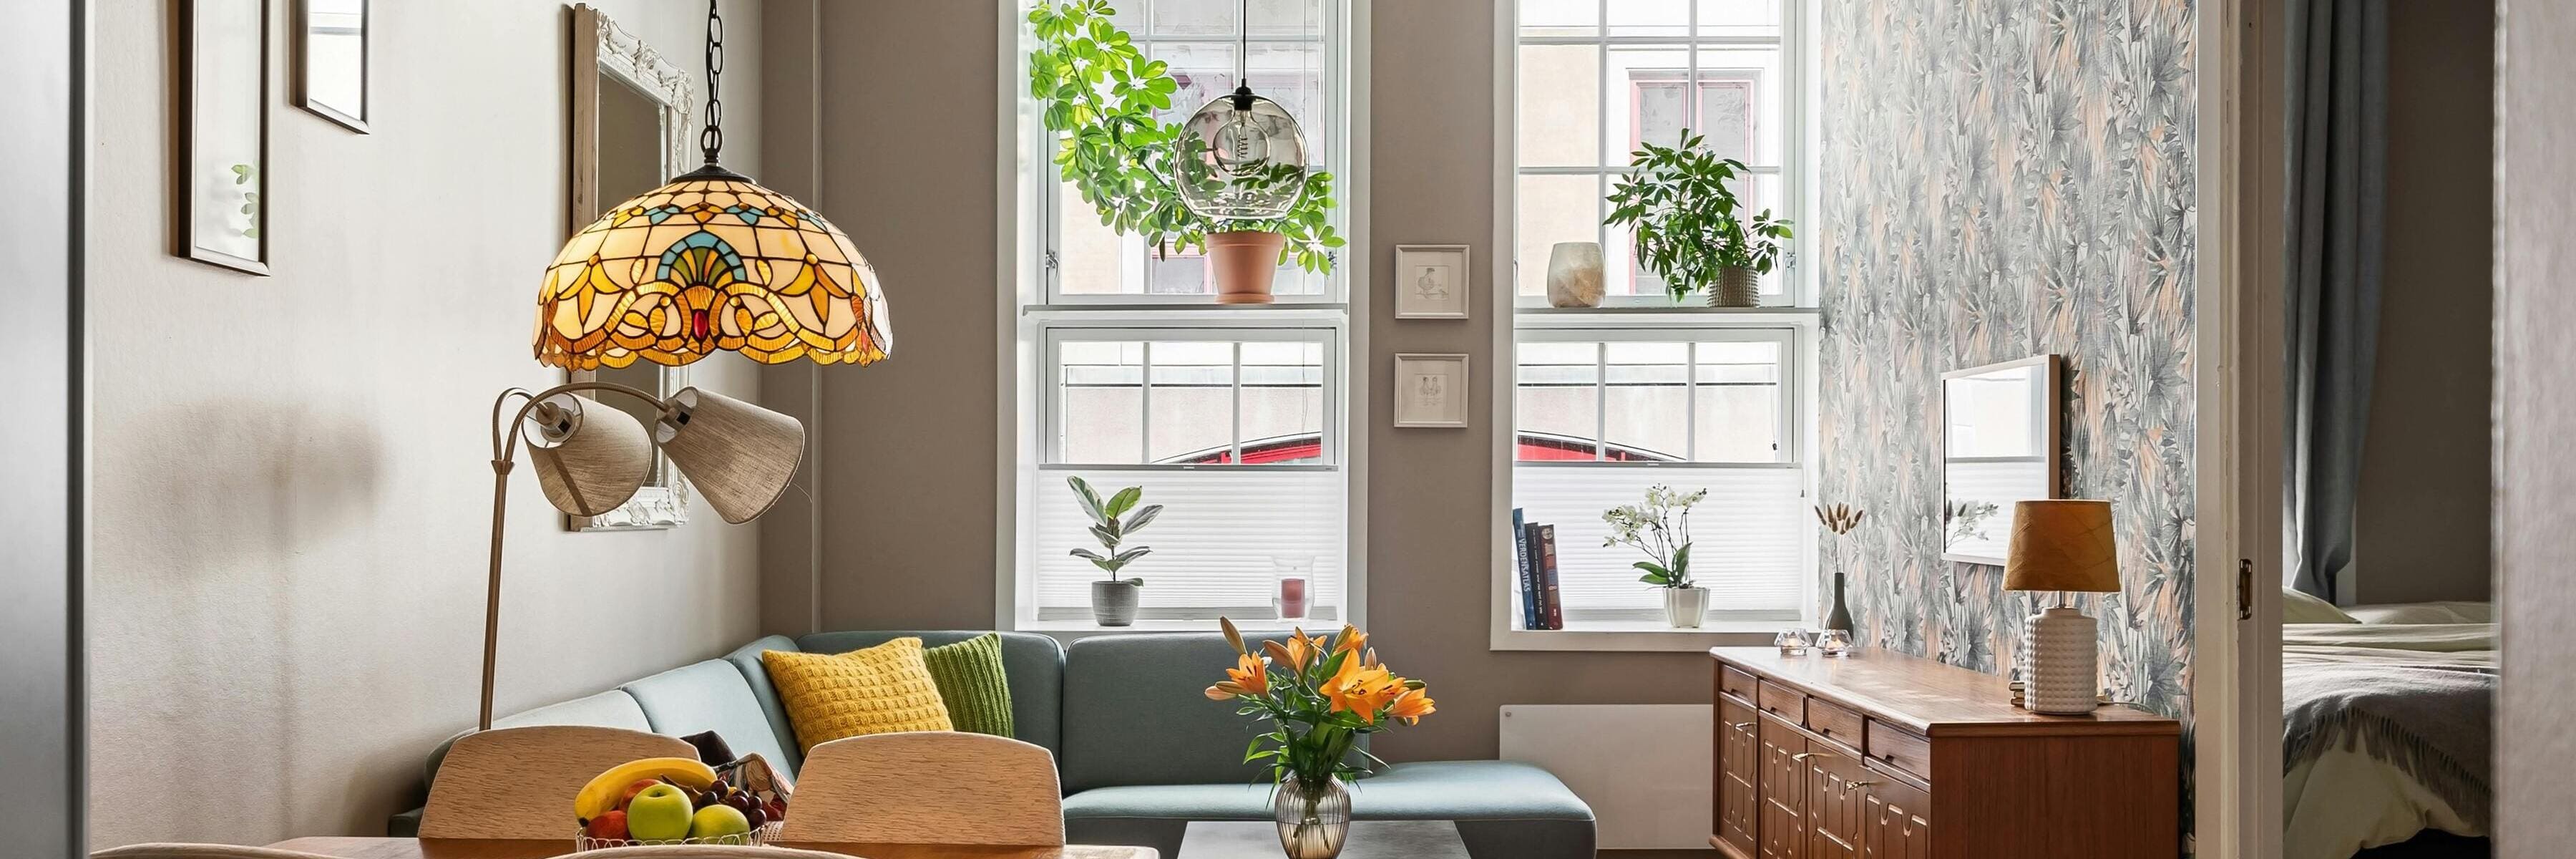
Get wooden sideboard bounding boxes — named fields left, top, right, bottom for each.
left=1709, top=646, right=2180, bottom=859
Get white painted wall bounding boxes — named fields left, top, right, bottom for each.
left=85, top=0, right=765, bottom=845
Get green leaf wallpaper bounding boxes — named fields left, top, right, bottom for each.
left=1814, top=0, right=2199, bottom=727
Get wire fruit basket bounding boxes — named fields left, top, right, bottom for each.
left=572, top=821, right=784, bottom=851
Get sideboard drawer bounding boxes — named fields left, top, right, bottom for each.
left=1757, top=679, right=1807, bottom=724
left=1863, top=719, right=1933, bottom=782
left=1806, top=698, right=1865, bottom=750
left=1720, top=665, right=1759, bottom=702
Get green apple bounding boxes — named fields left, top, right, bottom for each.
left=624, top=783, right=694, bottom=842
left=689, top=803, right=753, bottom=843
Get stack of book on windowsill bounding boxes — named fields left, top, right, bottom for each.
left=1511, top=508, right=1563, bottom=630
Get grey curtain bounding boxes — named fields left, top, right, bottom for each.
left=2283, top=0, right=2388, bottom=601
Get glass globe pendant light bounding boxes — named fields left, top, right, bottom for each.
left=1174, top=0, right=1309, bottom=221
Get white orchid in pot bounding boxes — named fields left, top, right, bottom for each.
left=1604, top=485, right=1712, bottom=628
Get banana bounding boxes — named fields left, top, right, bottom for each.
left=572, top=757, right=719, bottom=822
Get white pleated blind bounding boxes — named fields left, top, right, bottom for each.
left=1513, top=465, right=1805, bottom=613
left=1034, top=468, right=1345, bottom=616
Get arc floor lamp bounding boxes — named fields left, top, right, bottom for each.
left=477, top=0, right=891, bottom=731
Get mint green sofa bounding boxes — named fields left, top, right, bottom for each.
left=392, top=631, right=1594, bottom=859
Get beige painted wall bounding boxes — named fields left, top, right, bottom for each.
left=86, top=0, right=764, bottom=845
left=2351, top=0, right=2496, bottom=606
left=760, top=0, right=1706, bottom=764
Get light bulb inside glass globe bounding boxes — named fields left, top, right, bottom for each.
left=1175, top=86, right=1309, bottom=222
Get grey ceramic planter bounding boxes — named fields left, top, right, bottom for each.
left=1091, top=581, right=1141, bottom=626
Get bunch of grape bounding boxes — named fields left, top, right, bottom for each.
left=689, top=777, right=787, bottom=828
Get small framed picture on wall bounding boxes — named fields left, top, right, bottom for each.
left=296, top=0, right=371, bottom=132
left=1392, top=354, right=1470, bottom=428
left=180, top=0, right=270, bottom=275
left=1394, top=245, right=1471, bottom=319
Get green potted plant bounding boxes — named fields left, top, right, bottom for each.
left=1604, top=485, right=1712, bottom=628
left=1604, top=130, right=1792, bottom=307
left=1028, top=0, right=1344, bottom=303
left=1068, top=475, right=1159, bottom=626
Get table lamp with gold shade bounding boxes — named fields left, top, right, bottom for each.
left=473, top=0, right=889, bottom=731
left=2003, top=500, right=2119, bottom=715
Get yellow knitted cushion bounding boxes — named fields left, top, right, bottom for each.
left=762, top=638, right=954, bottom=752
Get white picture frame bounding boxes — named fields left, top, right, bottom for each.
left=1394, top=245, right=1472, bottom=319
left=1392, top=354, right=1471, bottom=428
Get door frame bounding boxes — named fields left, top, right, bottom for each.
left=2191, top=0, right=2285, bottom=855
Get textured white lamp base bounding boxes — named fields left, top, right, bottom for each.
left=2021, top=606, right=2100, bottom=714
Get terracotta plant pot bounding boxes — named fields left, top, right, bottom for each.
left=1707, top=266, right=1760, bottom=307
left=1206, top=230, right=1289, bottom=304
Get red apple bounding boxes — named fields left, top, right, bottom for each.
left=618, top=779, right=660, bottom=810
left=585, top=810, right=630, bottom=841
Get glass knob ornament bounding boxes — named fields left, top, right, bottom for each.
left=1175, top=86, right=1309, bottom=222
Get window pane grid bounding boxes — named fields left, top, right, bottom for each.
left=1514, top=329, right=1790, bottom=465
left=1043, top=0, right=1342, bottom=304
left=1514, top=0, right=1790, bottom=301
left=1046, top=328, right=1337, bottom=467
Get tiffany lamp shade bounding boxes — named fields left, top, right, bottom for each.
left=535, top=165, right=892, bottom=369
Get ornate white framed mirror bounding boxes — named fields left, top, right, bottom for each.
left=1940, top=354, right=2064, bottom=564
left=561, top=4, right=696, bottom=531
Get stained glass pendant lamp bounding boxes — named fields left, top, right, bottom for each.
left=535, top=1, right=890, bottom=369
left=474, top=1, right=871, bottom=733
left=1174, top=0, right=1310, bottom=220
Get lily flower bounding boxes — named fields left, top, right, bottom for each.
left=1322, top=657, right=1401, bottom=723
left=1334, top=624, right=1369, bottom=656
left=1224, top=651, right=1269, bottom=696
left=1387, top=687, right=1438, bottom=724
left=1204, top=680, right=1246, bottom=700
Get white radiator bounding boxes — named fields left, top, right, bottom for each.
left=1498, top=704, right=1714, bottom=850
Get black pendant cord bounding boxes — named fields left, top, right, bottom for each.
left=1229, top=0, right=1255, bottom=110
left=698, top=0, right=726, bottom=166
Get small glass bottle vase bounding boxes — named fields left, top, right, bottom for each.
left=1273, top=777, right=1352, bottom=859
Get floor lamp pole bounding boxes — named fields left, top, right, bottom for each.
left=474, top=382, right=667, bottom=733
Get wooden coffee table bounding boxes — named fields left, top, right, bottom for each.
left=1176, top=821, right=1467, bottom=859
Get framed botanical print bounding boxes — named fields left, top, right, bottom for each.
left=181, top=0, right=270, bottom=274
left=296, top=0, right=371, bottom=132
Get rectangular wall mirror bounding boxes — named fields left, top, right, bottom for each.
left=562, top=4, right=696, bottom=530
left=1941, top=354, right=2062, bottom=564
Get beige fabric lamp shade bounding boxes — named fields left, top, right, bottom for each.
left=520, top=393, right=653, bottom=516
left=2002, top=500, right=2121, bottom=592
left=657, top=387, right=806, bottom=524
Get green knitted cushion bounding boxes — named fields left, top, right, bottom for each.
left=922, top=633, right=1015, bottom=737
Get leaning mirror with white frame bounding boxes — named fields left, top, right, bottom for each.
left=561, top=4, right=697, bottom=530
left=1941, top=354, right=2062, bottom=563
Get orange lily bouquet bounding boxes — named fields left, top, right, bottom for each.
left=1206, top=618, right=1435, bottom=787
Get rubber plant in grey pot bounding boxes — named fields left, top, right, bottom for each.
left=1069, top=475, right=1160, bottom=626
left=1606, top=485, right=1712, bottom=628
left=1604, top=130, right=1793, bottom=308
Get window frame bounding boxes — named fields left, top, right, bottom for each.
left=1033, top=0, right=1350, bottom=307
left=1510, top=0, right=1813, bottom=309
left=1002, top=0, right=1367, bottom=637
left=1040, top=324, right=1345, bottom=470
left=1494, top=0, right=1822, bottom=651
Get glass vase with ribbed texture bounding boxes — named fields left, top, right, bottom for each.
left=1273, top=776, right=1350, bottom=859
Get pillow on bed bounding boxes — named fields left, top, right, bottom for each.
left=2281, top=587, right=2358, bottom=623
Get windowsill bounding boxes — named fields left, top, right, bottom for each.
left=1515, top=304, right=1818, bottom=314
left=1013, top=617, right=1343, bottom=642
left=1490, top=619, right=1788, bottom=651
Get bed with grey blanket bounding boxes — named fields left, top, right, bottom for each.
left=2283, top=622, right=2497, bottom=859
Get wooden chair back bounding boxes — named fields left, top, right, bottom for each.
left=780, top=732, right=1065, bottom=845
left=419, top=724, right=698, bottom=839
left=547, top=847, right=860, bottom=859
left=91, top=846, right=344, bottom=859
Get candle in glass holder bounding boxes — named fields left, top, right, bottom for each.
left=1273, top=556, right=1315, bottom=621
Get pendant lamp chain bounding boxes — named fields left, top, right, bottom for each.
left=699, top=0, right=726, bottom=165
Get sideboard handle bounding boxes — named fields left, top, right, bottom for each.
left=1791, top=752, right=1820, bottom=762
left=1729, top=721, right=1757, bottom=730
